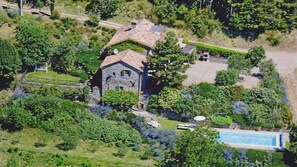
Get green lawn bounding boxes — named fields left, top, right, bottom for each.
left=25, top=71, right=82, bottom=86
left=0, top=128, right=155, bottom=167
left=157, top=116, right=186, bottom=134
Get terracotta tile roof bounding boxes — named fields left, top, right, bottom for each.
left=105, top=19, right=165, bottom=49
left=100, top=50, right=147, bottom=72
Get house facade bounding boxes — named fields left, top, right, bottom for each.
left=100, top=50, right=147, bottom=95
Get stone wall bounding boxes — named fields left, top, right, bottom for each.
left=101, top=62, right=147, bottom=95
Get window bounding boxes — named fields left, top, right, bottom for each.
left=121, top=70, right=131, bottom=77
left=109, top=72, right=116, bottom=77
left=115, top=86, right=124, bottom=91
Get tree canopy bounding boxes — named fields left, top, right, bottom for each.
left=86, top=0, right=120, bottom=19
left=16, top=18, right=54, bottom=67
left=148, top=32, right=186, bottom=89
left=160, top=126, right=226, bottom=167
left=0, top=39, right=21, bottom=79
left=246, top=46, right=266, bottom=67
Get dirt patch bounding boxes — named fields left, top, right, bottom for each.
left=236, top=68, right=260, bottom=89
left=283, top=70, right=297, bottom=123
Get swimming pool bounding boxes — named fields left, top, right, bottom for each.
left=218, top=131, right=279, bottom=148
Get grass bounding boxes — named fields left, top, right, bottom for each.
left=157, top=116, right=185, bottom=134
left=0, top=128, right=155, bottom=167
left=108, top=0, right=153, bottom=24
left=108, top=40, right=147, bottom=53
left=25, top=71, right=82, bottom=86
left=56, top=0, right=87, bottom=16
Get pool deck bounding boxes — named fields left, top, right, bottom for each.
left=215, top=128, right=289, bottom=150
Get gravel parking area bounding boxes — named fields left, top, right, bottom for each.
left=183, top=61, right=228, bottom=86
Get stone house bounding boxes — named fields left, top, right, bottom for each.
left=100, top=19, right=166, bottom=96
left=100, top=50, right=147, bottom=96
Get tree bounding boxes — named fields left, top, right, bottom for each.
left=51, top=31, right=82, bottom=73
left=160, top=126, right=226, bottom=167
left=215, top=69, right=239, bottom=86
left=101, top=90, right=139, bottom=111
left=158, top=87, right=181, bottom=111
left=16, top=18, right=54, bottom=67
left=246, top=103, right=267, bottom=127
left=228, top=54, right=253, bottom=75
left=246, top=46, right=265, bottom=67
left=86, top=0, right=120, bottom=19
left=148, top=32, right=186, bottom=89
left=0, top=39, right=21, bottom=79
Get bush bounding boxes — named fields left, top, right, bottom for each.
left=183, top=40, right=246, bottom=58
left=70, top=69, right=89, bottom=82
left=231, top=114, right=246, bottom=125
left=232, top=101, right=248, bottom=114
left=116, top=146, right=128, bottom=157
left=266, top=31, right=282, bottom=47
left=57, top=134, right=79, bottom=151
left=84, top=15, right=99, bottom=27
left=7, top=9, right=19, bottom=18
left=174, top=20, right=186, bottom=28
left=0, top=12, right=12, bottom=27
left=211, top=116, right=233, bottom=126
left=61, top=18, right=78, bottom=29
left=101, top=90, right=139, bottom=111
left=50, top=10, right=60, bottom=20
left=215, top=69, right=239, bottom=86
left=89, top=105, right=113, bottom=118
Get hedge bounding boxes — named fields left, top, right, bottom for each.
left=183, top=40, right=246, bottom=58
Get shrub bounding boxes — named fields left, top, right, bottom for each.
left=232, top=101, right=248, bottom=114
left=0, top=12, right=12, bottom=27
left=174, top=20, right=186, bottom=28
left=215, top=69, right=239, bottom=86
left=84, top=15, right=99, bottom=27
left=116, top=146, right=128, bottom=157
left=101, top=90, right=139, bottom=111
left=70, top=69, right=89, bottom=82
left=183, top=40, right=246, bottom=58
left=7, top=9, right=19, bottom=18
left=61, top=18, right=78, bottom=29
left=57, top=133, right=79, bottom=151
left=211, top=116, right=233, bottom=126
left=89, top=105, right=113, bottom=118
left=246, top=46, right=266, bottom=67
left=266, top=31, right=282, bottom=46
left=50, top=10, right=60, bottom=20
left=133, top=144, right=141, bottom=152
left=231, top=114, right=246, bottom=125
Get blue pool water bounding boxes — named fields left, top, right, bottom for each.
left=218, top=131, right=278, bottom=147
